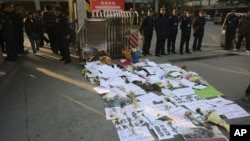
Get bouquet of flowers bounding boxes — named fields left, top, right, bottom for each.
left=196, top=108, right=230, bottom=132
left=128, top=91, right=138, bottom=108
left=206, top=110, right=230, bottom=132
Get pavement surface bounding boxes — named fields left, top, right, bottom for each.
left=0, top=22, right=250, bottom=141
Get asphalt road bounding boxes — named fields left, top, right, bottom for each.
left=0, top=21, right=250, bottom=141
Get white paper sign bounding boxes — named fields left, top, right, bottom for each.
left=171, top=87, right=195, bottom=97
left=214, top=103, right=250, bottom=119
left=205, top=97, right=234, bottom=107
left=117, top=126, right=154, bottom=141
left=151, top=121, right=174, bottom=140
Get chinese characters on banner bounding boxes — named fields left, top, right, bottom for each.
left=90, top=0, right=124, bottom=11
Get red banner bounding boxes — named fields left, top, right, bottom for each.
left=90, top=0, right=124, bottom=11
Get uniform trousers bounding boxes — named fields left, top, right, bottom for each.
left=225, top=28, right=237, bottom=50
left=180, top=34, right=191, bottom=53
left=193, top=35, right=203, bottom=50
left=155, top=37, right=167, bottom=55
left=57, top=37, right=71, bottom=62
left=167, top=34, right=177, bottom=53
left=47, top=30, right=58, bottom=54
left=142, top=35, right=152, bottom=55
left=236, top=34, right=245, bottom=49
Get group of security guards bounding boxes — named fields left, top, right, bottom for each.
left=0, top=2, right=71, bottom=64
left=0, top=2, right=25, bottom=61
left=139, top=6, right=207, bottom=57
left=41, top=4, right=72, bottom=64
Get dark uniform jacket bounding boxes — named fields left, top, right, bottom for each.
left=192, top=16, right=206, bottom=37
left=11, top=11, right=23, bottom=36
left=169, top=15, right=178, bottom=35
left=225, top=14, right=239, bottom=31
left=55, top=13, right=70, bottom=40
left=180, top=16, right=192, bottom=36
left=139, top=16, right=154, bottom=37
left=155, top=14, right=170, bottom=39
left=139, top=13, right=146, bottom=26
left=41, top=10, right=56, bottom=32
left=238, top=16, right=250, bottom=36
left=2, top=12, right=15, bottom=41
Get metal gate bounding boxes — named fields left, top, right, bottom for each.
left=83, top=10, right=138, bottom=59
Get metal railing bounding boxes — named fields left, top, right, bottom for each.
left=73, top=10, right=139, bottom=62
left=91, top=10, right=139, bottom=58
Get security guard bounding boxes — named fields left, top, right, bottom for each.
left=167, top=8, right=179, bottom=54
left=179, top=10, right=192, bottom=54
left=192, top=10, right=206, bottom=51
left=11, top=3, right=24, bottom=54
left=235, top=15, right=245, bottom=50
left=139, top=8, right=154, bottom=56
left=54, top=6, right=71, bottom=64
left=2, top=2, right=18, bottom=61
left=42, top=4, right=57, bottom=54
left=139, top=9, right=146, bottom=26
left=224, top=9, right=239, bottom=50
left=237, top=10, right=250, bottom=52
left=155, top=6, right=169, bottom=57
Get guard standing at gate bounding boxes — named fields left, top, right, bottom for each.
left=179, top=10, right=192, bottom=54
left=139, top=8, right=154, bottom=56
left=155, top=6, right=169, bottom=57
left=54, top=6, right=71, bottom=64
left=224, top=9, right=239, bottom=50
left=167, top=8, right=179, bottom=54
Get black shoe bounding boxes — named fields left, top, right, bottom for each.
left=180, top=52, right=184, bottom=55
left=155, top=54, right=161, bottom=57
left=197, top=49, right=202, bottom=51
left=186, top=51, right=191, bottom=54
left=63, top=60, right=71, bottom=64
left=147, top=53, right=152, bottom=55
left=161, top=53, right=167, bottom=55
left=172, top=51, right=177, bottom=54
